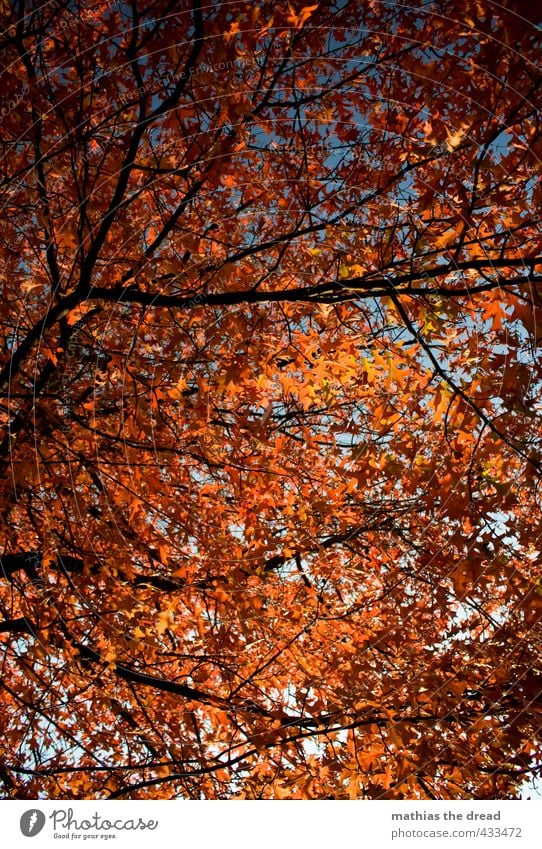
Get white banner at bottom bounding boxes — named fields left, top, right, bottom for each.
left=2, top=799, right=541, bottom=848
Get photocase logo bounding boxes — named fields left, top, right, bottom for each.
left=20, top=809, right=46, bottom=837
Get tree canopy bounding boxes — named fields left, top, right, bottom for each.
left=0, top=0, right=541, bottom=799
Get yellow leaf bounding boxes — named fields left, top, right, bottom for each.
left=56, top=228, right=78, bottom=250
left=287, top=3, right=318, bottom=28
left=339, top=261, right=366, bottom=279
left=445, top=122, right=470, bottom=151
left=168, top=376, right=189, bottom=400
left=362, top=357, right=378, bottom=383
left=102, top=647, right=117, bottom=668
left=224, top=21, right=241, bottom=42
left=156, top=607, right=174, bottom=635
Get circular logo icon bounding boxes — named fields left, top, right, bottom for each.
left=20, top=810, right=46, bottom=837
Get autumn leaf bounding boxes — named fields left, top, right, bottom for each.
left=287, top=3, right=318, bottom=28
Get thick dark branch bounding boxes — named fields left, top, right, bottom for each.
left=0, top=552, right=40, bottom=582
left=71, top=637, right=271, bottom=717
left=0, top=551, right=86, bottom=585
left=0, top=294, right=80, bottom=393
left=262, top=523, right=378, bottom=573
left=0, top=617, right=36, bottom=636
left=84, top=257, right=542, bottom=310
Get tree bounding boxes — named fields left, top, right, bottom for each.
left=0, top=0, right=541, bottom=800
